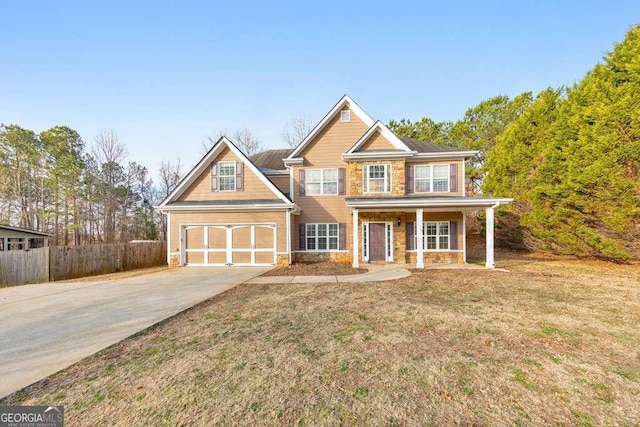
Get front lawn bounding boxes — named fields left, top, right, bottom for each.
left=2, top=253, right=639, bottom=425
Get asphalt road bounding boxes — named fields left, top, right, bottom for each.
left=0, top=266, right=268, bottom=398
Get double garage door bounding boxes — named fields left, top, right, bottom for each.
left=183, top=224, right=276, bottom=266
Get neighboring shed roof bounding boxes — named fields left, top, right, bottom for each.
left=0, top=225, right=53, bottom=237
left=250, top=149, right=293, bottom=171
left=397, top=136, right=462, bottom=153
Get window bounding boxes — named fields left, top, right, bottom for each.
left=364, top=164, right=391, bottom=193
left=340, top=110, right=351, bottom=122
left=306, top=169, right=338, bottom=195
left=416, top=221, right=449, bottom=250
left=218, top=161, right=236, bottom=191
left=414, top=164, right=449, bottom=193
left=306, top=223, right=338, bottom=251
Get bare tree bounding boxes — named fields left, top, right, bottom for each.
left=203, top=127, right=263, bottom=156
left=280, top=115, right=314, bottom=148
left=158, top=158, right=183, bottom=199
left=92, top=130, right=128, bottom=165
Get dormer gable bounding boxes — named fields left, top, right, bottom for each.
left=158, top=137, right=292, bottom=207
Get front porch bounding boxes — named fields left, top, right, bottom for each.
left=345, top=196, right=513, bottom=269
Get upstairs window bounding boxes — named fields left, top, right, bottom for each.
left=305, top=169, right=338, bottom=195
left=364, top=164, right=391, bottom=193
left=414, top=164, right=450, bottom=193
left=340, top=110, right=351, bottom=122
left=218, top=161, right=236, bottom=191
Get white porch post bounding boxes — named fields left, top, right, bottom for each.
left=462, top=212, right=467, bottom=263
left=416, top=208, right=424, bottom=268
left=485, top=206, right=495, bottom=268
left=352, top=208, right=359, bottom=268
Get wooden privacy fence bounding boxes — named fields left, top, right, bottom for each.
left=0, top=247, right=49, bottom=287
left=0, top=241, right=167, bottom=287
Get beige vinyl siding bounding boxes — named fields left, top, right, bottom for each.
left=168, top=211, right=288, bottom=254
left=406, top=159, right=464, bottom=196
left=267, top=175, right=290, bottom=195
left=357, top=130, right=397, bottom=152
left=404, top=212, right=464, bottom=250
left=180, top=147, right=280, bottom=201
left=298, top=109, right=369, bottom=167
left=292, top=196, right=351, bottom=251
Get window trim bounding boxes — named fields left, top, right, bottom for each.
left=414, top=164, right=450, bottom=193
left=218, top=161, right=237, bottom=192
left=415, top=221, right=450, bottom=251
left=364, top=164, right=392, bottom=193
left=305, top=223, right=339, bottom=251
left=305, top=168, right=338, bottom=196
left=340, top=110, right=351, bottom=123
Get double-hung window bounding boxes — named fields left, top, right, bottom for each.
left=414, top=164, right=449, bottom=193
left=218, top=161, right=236, bottom=191
left=364, top=164, right=391, bottom=193
left=418, top=221, right=449, bottom=250
left=306, top=223, right=338, bottom=250
left=306, top=169, right=338, bottom=195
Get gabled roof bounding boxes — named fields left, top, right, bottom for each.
left=0, top=224, right=53, bottom=237
left=157, top=137, right=293, bottom=208
left=398, top=136, right=463, bottom=153
left=346, top=121, right=411, bottom=154
left=286, top=95, right=376, bottom=160
left=250, top=149, right=293, bottom=171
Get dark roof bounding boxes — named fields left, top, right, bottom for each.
left=0, top=224, right=54, bottom=236
left=250, top=149, right=293, bottom=171
left=166, top=199, right=290, bottom=206
left=397, top=136, right=462, bottom=153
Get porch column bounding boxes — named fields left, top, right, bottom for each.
left=24, top=238, right=29, bottom=250
left=352, top=208, right=359, bottom=268
left=416, top=208, right=424, bottom=268
left=485, top=206, right=495, bottom=268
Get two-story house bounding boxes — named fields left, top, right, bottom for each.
left=156, top=95, right=511, bottom=269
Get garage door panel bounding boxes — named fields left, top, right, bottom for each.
left=186, top=251, right=204, bottom=264
left=208, top=227, right=226, bottom=249
left=185, top=227, right=204, bottom=249
left=208, top=252, right=226, bottom=264
left=232, top=227, right=251, bottom=247
left=255, top=226, right=274, bottom=249
left=232, top=251, right=251, bottom=264
left=255, top=251, right=274, bottom=264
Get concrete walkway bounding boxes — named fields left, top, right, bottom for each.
left=0, top=267, right=268, bottom=399
left=246, top=264, right=412, bottom=284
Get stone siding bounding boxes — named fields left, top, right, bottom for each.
left=169, top=254, right=181, bottom=268
left=348, top=160, right=405, bottom=197
left=292, top=251, right=352, bottom=264
left=406, top=251, right=464, bottom=265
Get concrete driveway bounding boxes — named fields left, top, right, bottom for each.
left=0, top=266, right=269, bottom=398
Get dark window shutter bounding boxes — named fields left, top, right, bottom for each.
left=211, top=163, right=218, bottom=191
left=406, top=165, right=414, bottom=194
left=299, top=169, right=306, bottom=196
left=450, top=163, right=458, bottom=193
left=299, top=223, right=306, bottom=250
left=339, top=223, right=346, bottom=250
left=406, top=222, right=415, bottom=250
left=450, top=221, right=458, bottom=250
left=236, top=161, right=244, bottom=191
left=338, top=168, right=346, bottom=195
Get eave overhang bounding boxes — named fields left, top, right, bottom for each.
left=345, top=197, right=513, bottom=210
left=155, top=202, right=298, bottom=212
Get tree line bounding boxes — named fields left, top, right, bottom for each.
left=0, top=126, right=182, bottom=245
left=390, top=24, right=640, bottom=261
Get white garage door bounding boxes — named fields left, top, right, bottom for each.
left=183, top=224, right=276, bottom=266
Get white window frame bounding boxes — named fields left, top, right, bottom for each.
left=364, top=164, right=391, bottom=193
left=414, top=164, right=450, bottom=193
left=306, top=223, right=339, bottom=251
left=218, top=161, right=236, bottom=192
left=305, top=168, right=338, bottom=196
left=340, top=110, right=351, bottom=122
left=415, top=221, right=450, bottom=251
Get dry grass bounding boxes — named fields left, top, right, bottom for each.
left=2, top=251, right=639, bottom=426
left=261, top=261, right=368, bottom=277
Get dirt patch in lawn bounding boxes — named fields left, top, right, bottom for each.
left=3, top=252, right=639, bottom=425
left=261, top=261, right=368, bottom=276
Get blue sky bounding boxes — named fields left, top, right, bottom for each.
left=1, top=1, right=638, bottom=176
